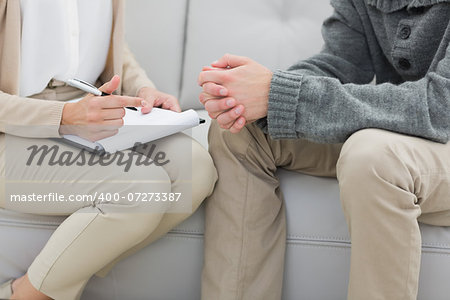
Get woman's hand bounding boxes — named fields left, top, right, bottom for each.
left=138, top=87, right=181, bottom=114
left=60, top=75, right=144, bottom=141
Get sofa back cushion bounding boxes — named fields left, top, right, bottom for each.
left=125, top=0, right=188, bottom=98
left=180, top=0, right=333, bottom=109
left=125, top=0, right=333, bottom=109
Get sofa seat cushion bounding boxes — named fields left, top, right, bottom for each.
left=1, top=110, right=449, bottom=299
left=2, top=169, right=447, bottom=253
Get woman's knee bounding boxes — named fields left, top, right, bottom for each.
left=136, top=134, right=217, bottom=211
left=191, top=140, right=217, bottom=205
left=105, top=212, right=167, bottom=242
left=94, top=161, right=172, bottom=214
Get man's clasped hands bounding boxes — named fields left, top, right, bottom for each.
left=197, top=54, right=273, bottom=133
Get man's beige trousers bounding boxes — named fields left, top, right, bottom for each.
left=202, top=121, right=450, bottom=300
left=0, top=86, right=218, bottom=300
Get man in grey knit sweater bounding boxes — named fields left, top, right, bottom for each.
left=199, top=0, right=449, bottom=299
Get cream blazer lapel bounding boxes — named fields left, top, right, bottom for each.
left=0, top=0, right=153, bottom=139
left=0, top=0, right=128, bottom=95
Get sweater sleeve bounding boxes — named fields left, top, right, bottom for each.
left=0, top=91, right=66, bottom=138
left=265, top=1, right=448, bottom=144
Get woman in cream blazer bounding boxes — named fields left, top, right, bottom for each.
left=0, top=1, right=217, bottom=299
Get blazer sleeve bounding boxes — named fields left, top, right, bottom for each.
left=0, top=45, right=154, bottom=138
left=0, top=91, right=66, bottom=138
left=121, top=43, right=156, bottom=97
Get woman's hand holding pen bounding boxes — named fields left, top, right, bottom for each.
left=60, top=75, right=144, bottom=142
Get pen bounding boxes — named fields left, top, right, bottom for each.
left=67, top=78, right=138, bottom=111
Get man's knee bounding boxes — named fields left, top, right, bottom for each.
left=337, top=129, right=415, bottom=208
left=337, top=129, right=409, bottom=178
left=208, top=120, right=261, bottom=160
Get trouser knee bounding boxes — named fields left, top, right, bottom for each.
left=337, top=129, right=415, bottom=213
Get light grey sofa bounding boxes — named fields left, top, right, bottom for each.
left=1, top=1, right=449, bottom=299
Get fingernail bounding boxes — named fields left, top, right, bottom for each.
left=235, top=107, right=242, bottom=115
left=226, top=99, right=234, bottom=107
left=141, top=100, right=148, bottom=107
left=238, top=119, right=244, bottom=125
left=220, top=89, right=228, bottom=96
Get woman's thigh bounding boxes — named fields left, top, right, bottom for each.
left=135, top=132, right=217, bottom=211
left=1, top=134, right=172, bottom=215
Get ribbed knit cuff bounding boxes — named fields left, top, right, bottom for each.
left=51, top=101, right=67, bottom=137
left=29, top=101, right=67, bottom=138
left=267, top=70, right=303, bottom=139
left=25, top=101, right=67, bottom=138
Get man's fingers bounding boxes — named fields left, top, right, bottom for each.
left=98, top=95, right=144, bottom=109
left=229, top=117, right=246, bottom=134
left=216, top=105, right=244, bottom=126
left=199, top=92, right=222, bottom=105
left=202, top=66, right=224, bottom=72
left=198, top=70, right=227, bottom=86
left=211, top=54, right=250, bottom=69
left=202, top=66, right=213, bottom=71
left=204, top=98, right=236, bottom=113
left=203, top=82, right=228, bottom=97
left=99, top=75, right=121, bottom=95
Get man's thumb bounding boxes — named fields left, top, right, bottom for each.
left=99, top=75, right=121, bottom=94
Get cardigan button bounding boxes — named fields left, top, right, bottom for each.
left=398, top=58, right=411, bottom=70
left=400, top=26, right=411, bottom=39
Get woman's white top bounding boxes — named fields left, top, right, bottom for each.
left=19, top=0, right=113, bottom=97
